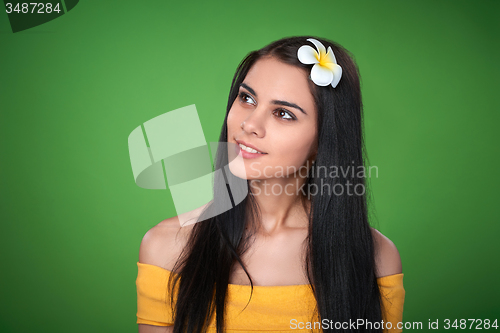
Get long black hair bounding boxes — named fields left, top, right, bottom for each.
left=167, top=36, right=383, bottom=332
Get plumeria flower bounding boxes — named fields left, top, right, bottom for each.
left=297, top=38, right=342, bottom=88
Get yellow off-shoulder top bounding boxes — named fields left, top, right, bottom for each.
left=136, top=262, right=405, bottom=332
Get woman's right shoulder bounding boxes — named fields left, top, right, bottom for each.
left=138, top=215, right=193, bottom=271
left=138, top=202, right=211, bottom=271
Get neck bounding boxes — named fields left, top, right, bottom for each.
left=247, top=174, right=311, bottom=235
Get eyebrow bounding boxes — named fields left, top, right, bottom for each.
left=239, top=83, right=307, bottom=115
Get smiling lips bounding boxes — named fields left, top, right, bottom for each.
left=235, top=140, right=267, bottom=158
left=239, top=142, right=265, bottom=154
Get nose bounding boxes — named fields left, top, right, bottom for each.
left=241, top=107, right=266, bottom=138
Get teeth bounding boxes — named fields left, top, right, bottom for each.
left=239, top=143, right=263, bottom=154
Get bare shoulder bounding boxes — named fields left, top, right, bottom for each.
left=370, top=228, right=403, bottom=278
left=138, top=202, right=211, bottom=271
left=139, top=202, right=210, bottom=271
left=138, top=216, right=187, bottom=271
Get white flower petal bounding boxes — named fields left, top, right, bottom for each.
left=326, top=46, right=337, bottom=64
left=297, top=45, right=319, bottom=65
left=310, top=64, right=334, bottom=86
left=331, top=64, right=343, bottom=88
left=307, top=38, right=326, bottom=57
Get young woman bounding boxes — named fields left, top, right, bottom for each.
left=136, top=36, right=404, bottom=333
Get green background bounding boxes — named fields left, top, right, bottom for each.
left=0, top=0, right=498, bottom=332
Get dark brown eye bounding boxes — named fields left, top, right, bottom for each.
left=274, top=109, right=295, bottom=120
left=239, top=92, right=256, bottom=105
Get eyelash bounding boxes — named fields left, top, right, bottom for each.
left=238, top=91, right=297, bottom=121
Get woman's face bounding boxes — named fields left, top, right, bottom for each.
left=227, top=56, right=318, bottom=180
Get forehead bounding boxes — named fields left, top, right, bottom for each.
left=243, top=57, right=316, bottom=113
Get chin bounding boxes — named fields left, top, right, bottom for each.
left=227, top=151, right=249, bottom=180
left=227, top=163, right=247, bottom=180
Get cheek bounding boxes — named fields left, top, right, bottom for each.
left=289, top=139, right=314, bottom=164
left=272, top=128, right=317, bottom=166
left=226, top=107, right=241, bottom=136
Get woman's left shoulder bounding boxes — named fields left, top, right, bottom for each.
left=370, top=228, right=403, bottom=278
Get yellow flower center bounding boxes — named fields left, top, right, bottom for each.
left=317, top=50, right=334, bottom=70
